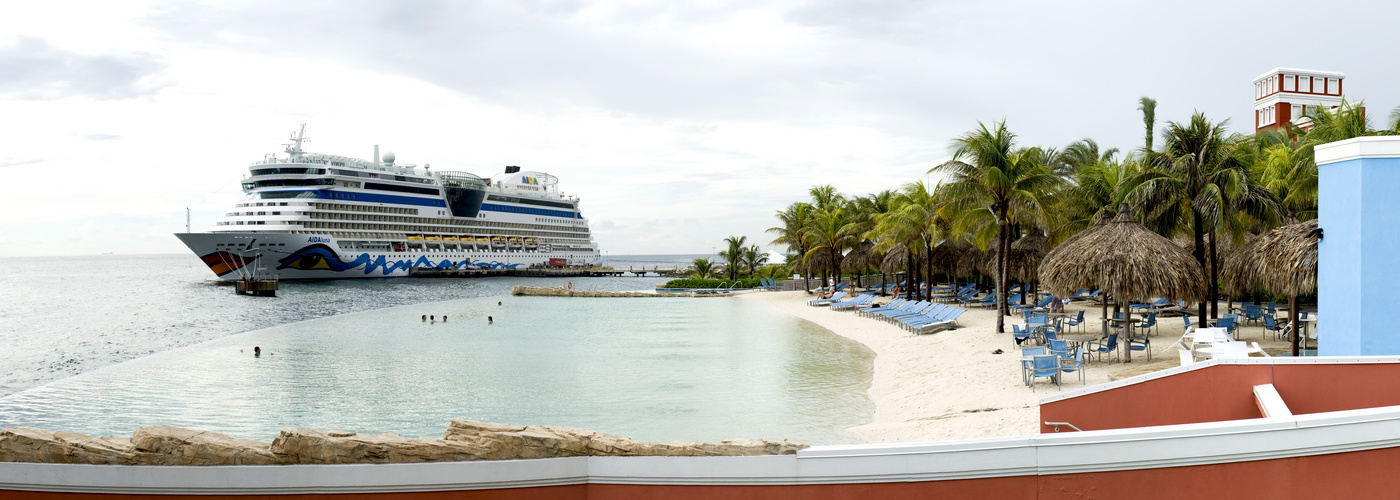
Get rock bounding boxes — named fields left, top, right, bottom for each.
left=0, top=427, right=136, bottom=464
left=270, top=429, right=486, bottom=464
left=131, top=425, right=281, bottom=465
left=1, top=421, right=806, bottom=465
left=443, top=419, right=806, bottom=458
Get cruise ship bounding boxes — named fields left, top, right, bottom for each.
left=176, top=126, right=602, bottom=280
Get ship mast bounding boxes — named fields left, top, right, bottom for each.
left=284, top=123, right=308, bottom=158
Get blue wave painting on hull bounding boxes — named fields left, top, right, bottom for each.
left=278, top=244, right=524, bottom=275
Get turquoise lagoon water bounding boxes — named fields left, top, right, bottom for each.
left=0, top=294, right=875, bottom=445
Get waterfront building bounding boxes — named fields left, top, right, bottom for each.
left=1253, top=67, right=1347, bottom=133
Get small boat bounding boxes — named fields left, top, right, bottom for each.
left=508, top=237, right=523, bottom=250
left=406, top=234, right=424, bottom=241
left=490, top=236, right=506, bottom=249
left=524, top=237, right=538, bottom=250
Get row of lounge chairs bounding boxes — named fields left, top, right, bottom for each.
left=854, top=297, right=966, bottom=334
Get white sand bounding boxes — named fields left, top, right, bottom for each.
left=741, top=291, right=1201, bottom=443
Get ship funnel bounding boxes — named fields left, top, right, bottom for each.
left=374, top=145, right=380, bottom=164
left=505, top=165, right=521, bottom=174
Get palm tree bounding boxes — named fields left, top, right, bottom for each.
left=1302, top=99, right=1372, bottom=143
left=768, top=202, right=815, bottom=290
left=803, top=205, right=856, bottom=286
left=691, top=257, right=717, bottom=279
left=741, top=244, right=768, bottom=277
left=1136, top=112, right=1279, bottom=326
left=1059, top=139, right=1118, bottom=174
left=1055, top=156, right=1146, bottom=241
left=932, top=121, right=1061, bottom=333
left=719, top=235, right=747, bottom=281
left=1138, top=97, right=1158, bottom=151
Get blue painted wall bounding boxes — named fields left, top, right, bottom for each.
left=1319, top=156, right=1400, bottom=355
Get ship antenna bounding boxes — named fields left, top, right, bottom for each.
left=284, top=123, right=308, bottom=158
left=186, top=206, right=191, bottom=234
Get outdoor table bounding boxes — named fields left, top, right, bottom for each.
left=1197, top=342, right=1263, bottom=359
left=1059, top=333, right=1101, bottom=350
left=1109, top=318, right=1140, bottom=337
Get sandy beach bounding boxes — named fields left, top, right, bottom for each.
left=742, top=290, right=1297, bottom=443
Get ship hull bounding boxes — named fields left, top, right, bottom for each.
left=176, top=232, right=598, bottom=281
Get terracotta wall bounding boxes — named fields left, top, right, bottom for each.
left=1041, top=362, right=1400, bottom=433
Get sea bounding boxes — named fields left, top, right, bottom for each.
left=0, top=254, right=874, bottom=444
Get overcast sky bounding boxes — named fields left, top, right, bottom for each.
left=2, top=0, right=1397, bottom=258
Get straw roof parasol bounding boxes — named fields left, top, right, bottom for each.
left=929, top=241, right=965, bottom=274
left=1039, top=207, right=1207, bottom=303
left=1253, top=219, right=1319, bottom=297
left=805, top=247, right=842, bottom=274
left=1010, top=231, right=1049, bottom=281
left=1219, top=233, right=1263, bottom=296
left=841, top=241, right=878, bottom=273
left=955, top=244, right=982, bottom=277
left=880, top=245, right=908, bottom=274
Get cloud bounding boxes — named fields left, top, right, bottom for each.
left=0, top=158, right=43, bottom=168
left=0, top=37, right=167, bottom=100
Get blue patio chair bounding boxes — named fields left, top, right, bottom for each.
left=1029, top=355, right=1061, bottom=392
left=1139, top=312, right=1159, bottom=337
left=1263, top=315, right=1286, bottom=341
left=1243, top=304, right=1264, bottom=326
left=1217, top=315, right=1238, bottom=339
left=1059, top=348, right=1087, bottom=385
left=1127, top=332, right=1151, bottom=361
left=1090, top=334, right=1120, bottom=363
left=1020, top=346, right=1046, bottom=385
left=1048, top=339, right=1069, bottom=358
left=1013, top=324, right=1034, bottom=345
left=1065, top=310, right=1086, bottom=333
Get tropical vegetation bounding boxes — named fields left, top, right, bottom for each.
left=759, top=98, right=1400, bottom=328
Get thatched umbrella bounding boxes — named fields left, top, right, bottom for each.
left=1253, top=219, right=1319, bottom=356
left=1010, top=231, right=1049, bottom=283
left=880, top=245, right=908, bottom=274
left=954, top=244, right=982, bottom=281
left=929, top=241, right=965, bottom=276
left=1219, top=233, right=1263, bottom=298
left=1041, top=207, right=1208, bottom=362
left=842, top=240, right=877, bottom=273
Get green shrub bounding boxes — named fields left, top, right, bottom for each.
left=664, top=278, right=764, bottom=289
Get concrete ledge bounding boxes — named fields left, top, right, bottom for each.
left=1315, top=136, right=1400, bottom=165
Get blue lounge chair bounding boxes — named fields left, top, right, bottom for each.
left=828, top=294, right=874, bottom=311
left=1010, top=296, right=1053, bottom=314
left=880, top=302, right=937, bottom=323
left=1069, top=288, right=1093, bottom=299
left=981, top=293, right=1021, bottom=309
left=862, top=299, right=919, bottom=319
left=910, top=307, right=966, bottom=334
left=960, top=291, right=992, bottom=306
left=859, top=298, right=908, bottom=318
left=807, top=291, right=847, bottom=306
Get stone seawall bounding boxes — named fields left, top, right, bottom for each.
left=0, top=420, right=806, bottom=465
left=511, top=286, right=732, bottom=297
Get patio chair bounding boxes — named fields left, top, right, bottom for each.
left=1090, top=334, right=1120, bottom=363
left=1020, top=347, right=1047, bottom=385
left=1065, top=310, right=1086, bottom=333
left=1139, top=312, right=1159, bottom=337
left=1048, top=339, right=1069, bottom=358
left=1029, top=355, right=1061, bottom=392
left=1059, top=348, right=1087, bottom=385
left=1178, top=348, right=1196, bottom=366
left=1242, top=304, right=1265, bottom=326
left=1216, top=315, right=1238, bottom=339
left=1012, top=324, right=1034, bottom=345
left=1127, top=332, right=1151, bottom=361
left=1263, top=315, right=1286, bottom=341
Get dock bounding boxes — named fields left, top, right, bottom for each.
left=234, top=277, right=278, bottom=297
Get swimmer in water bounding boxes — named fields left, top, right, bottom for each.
left=442, top=315, right=447, bottom=323
left=422, top=315, right=426, bottom=322
left=488, top=316, right=493, bottom=324
left=254, top=346, right=261, bottom=357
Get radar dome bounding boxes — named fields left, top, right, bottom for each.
left=382, top=151, right=396, bottom=164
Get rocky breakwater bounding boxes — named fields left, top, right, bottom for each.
left=0, top=419, right=806, bottom=465
left=511, top=286, right=729, bottom=297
